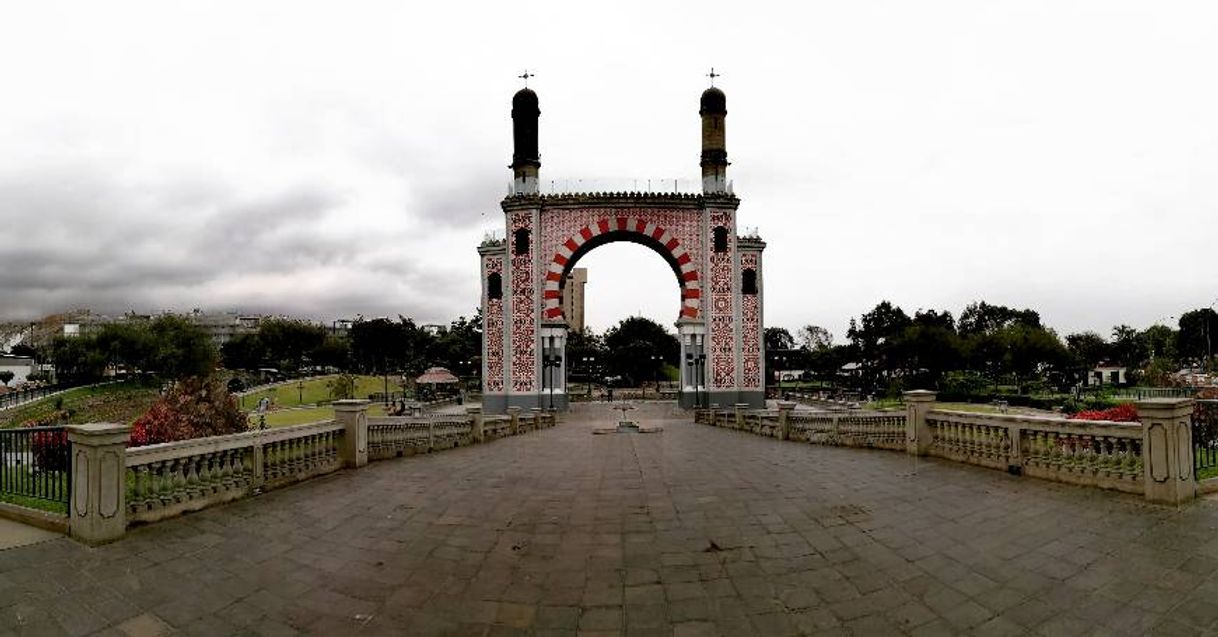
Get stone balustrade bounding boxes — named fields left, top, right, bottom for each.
left=693, top=392, right=1196, bottom=505
left=926, top=410, right=1144, bottom=493
left=126, top=421, right=345, bottom=525
left=65, top=402, right=561, bottom=544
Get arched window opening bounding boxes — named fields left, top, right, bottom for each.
left=487, top=272, right=502, bottom=300
left=742, top=268, right=757, bottom=295
left=713, top=226, right=728, bottom=253
left=513, top=228, right=530, bottom=255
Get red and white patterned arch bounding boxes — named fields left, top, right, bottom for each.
left=540, top=216, right=701, bottom=321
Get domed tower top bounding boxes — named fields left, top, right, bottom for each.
left=699, top=77, right=728, bottom=193
left=699, top=86, right=726, bottom=116
left=511, top=80, right=540, bottom=194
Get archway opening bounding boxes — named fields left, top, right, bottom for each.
left=562, top=241, right=685, bottom=404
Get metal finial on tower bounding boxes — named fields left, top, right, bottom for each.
left=706, top=67, right=720, bottom=87
left=519, top=70, right=534, bottom=87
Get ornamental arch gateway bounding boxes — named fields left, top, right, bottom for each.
left=477, top=84, right=766, bottom=413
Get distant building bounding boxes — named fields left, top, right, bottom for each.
left=1086, top=362, right=1128, bottom=387
left=561, top=268, right=587, bottom=333
left=421, top=324, right=445, bottom=336
left=328, top=319, right=354, bottom=337
left=0, top=355, right=36, bottom=386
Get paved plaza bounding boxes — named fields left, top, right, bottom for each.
left=5, top=404, right=1218, bottom=636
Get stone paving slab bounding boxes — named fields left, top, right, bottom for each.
left=5, top=404, right=1218, bottom=635
left=0, top=517, right=60, bottom=552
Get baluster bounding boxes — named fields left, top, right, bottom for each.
left=128, top=466, right=143, bottom=513
left=183, top=456, right=199, bottom=497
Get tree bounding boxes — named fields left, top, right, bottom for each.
left=566, top=329, right=606, bottom=382
left=764, top=327, right=795, bottom=352
left=893, top=310, right=962, bottom=388
left=958, top=301, right=1040, bottom=337
left=145, top=316, right=217, bottom=380
left=0, top=370, right=13, bottom=387
left=797, top=325, right=833, bottom=352
left=257, top=319, right=326, bottom=372
left=10, top=344, right=36, bottom=358
left=1110, top=324, right=1149, bottom=376
left=602, top=317, right=679, bottom=386
left=1066, top=332, right=1109, bottom=370
left=1178, top=308, right=1218, bottom=367
left=221, top=333, right=266, bottom=371
left=847, top=301, right=911, bottom=391
left=1142, top=324, right=1177, bottom=363
left=130, top=375, right=248, bottom=446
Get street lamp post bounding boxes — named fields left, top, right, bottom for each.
left=297, top=380, right=304, bottom=405
left=685, top=352, right=706, bottom=409
left=542, top=354, right=562, bottom=410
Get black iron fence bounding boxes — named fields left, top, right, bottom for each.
left=0, top=426, right=71, bottom=509
left=1193, top=400, right=1218, bottom=480
left=0, top=385, right=64, bottom=410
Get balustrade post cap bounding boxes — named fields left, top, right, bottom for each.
left=734, top=403, right=750, bottom=408
left=333, top=399, right=372, bottom=411
left=777, top=401, right=796, bottom=410
left=465, top=407, right=482, bottom=415
left=529, top=407, right=543, bottom=412
left=66, top=423, right=131, bottom=444
left=903, top=390, right=938, bottom=402
left=1135, top=398, right=1195, bottom=417
left=506, top=406, right=522, bottom=413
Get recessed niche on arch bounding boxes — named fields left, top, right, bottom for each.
left=513, top=228, right=531, bottom=255
left=713, top=226, right=728, bottom=253
left=742, top=268, right=757, bottom=295
left=487, top=272, right=502, bottom=300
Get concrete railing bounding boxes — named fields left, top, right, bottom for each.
left=694, top=392, right=1197, bottom=506
left=126, top=421, right=345, bottom=525
left=64, top=401, right=561, bottom=544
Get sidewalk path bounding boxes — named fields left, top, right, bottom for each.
left=4, top=404, right=1218, bottom=635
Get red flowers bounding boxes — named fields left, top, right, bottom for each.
left=1069, top=403, right=1139, bottom=422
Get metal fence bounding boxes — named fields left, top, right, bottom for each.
left=0, top=385, right=64, bottom=410
left=0, top=426, right=71, bottom=508
left=1193, top=400, right=1218, bottom=479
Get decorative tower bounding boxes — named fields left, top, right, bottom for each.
left=699, top=86, right=728, bottom=194
left=511, top=87, right=540, bottom=194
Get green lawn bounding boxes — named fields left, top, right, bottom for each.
left=239, top=375, right=398, bottom=410
left=0, top=381, right=159, bottom=429
left=255, top=401, right=395, bottom=428
left=0, top=467, right=68, bottom=514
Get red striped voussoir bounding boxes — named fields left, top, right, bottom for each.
left=541, top=217, right=700, bottom=321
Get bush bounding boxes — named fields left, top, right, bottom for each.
left=22, top=421, right=70, bottom=473
left=130, top=375, right=249, bottom=446
left=1069, top=403, right=1138, bottom=422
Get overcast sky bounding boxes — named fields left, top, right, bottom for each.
left=2, top=1, right=1215, bottom=342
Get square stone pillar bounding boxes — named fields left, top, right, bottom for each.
left=1137, top=399, right=1196, bottom=505
left=334, top=399, right=370, bottom=469
left=467, top=406, right=484, bottom=443
left=734, top=403, right=749, bottom=430
left=777, top=401, right=796, bottom=440
left=67, top=423, right=131, bottom=545
left=904, top=390, right=937, bottom=456
left=507, top=406, right=521, bottom=435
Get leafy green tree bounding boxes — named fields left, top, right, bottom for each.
left=894, top=309, right=962, bottom=388
left=0, top=370, right=13, bottom=386
left=602, top=317, right=679, bottom=386
left=257, top=319, right=326, bottom=372
left=50, top=336, right=107, bottom=383
left=847, top=301, right=911, bottom=391
left=1142, top=324, right=1177, bottom=363
left=765, top=327, right=795, bottom=351
left=1178, top=308, right=1218, bottom=367
left=1066, top=332, right=1109, bottom=372
left=221, top=333, right=266, bottom=371
left=145, top=316, right=217, bottom=380
left=1110, top=324, right=1149, bottom=376
left=797, top=325, right=833, bottom=352
left=566, top=329, right=606, bottom=382
left=958, top=301, right=1040, bottom=336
